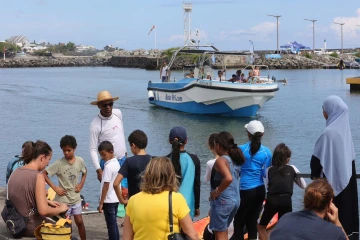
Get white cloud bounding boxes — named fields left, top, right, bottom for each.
left=217, top=21, right=277, bottom=40
left=169, top=34, right=183, bottom=41
left=330, top=8, right=360, bottom=43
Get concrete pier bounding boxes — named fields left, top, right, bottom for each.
left=346, top=77, right=360, bottom=92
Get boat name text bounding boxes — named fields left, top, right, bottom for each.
left=198, top=80, right=212, bottom=86
left=165, top=94, right=183, bottom=102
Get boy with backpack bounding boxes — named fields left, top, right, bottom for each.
left=43, top=135, right=87, bottom=240
left=5, top=141, right=32, bottom=184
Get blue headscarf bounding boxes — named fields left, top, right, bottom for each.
left=313, top=95, right=355, bottom=196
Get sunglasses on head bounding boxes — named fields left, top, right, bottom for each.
left=101, top=102, right=114, bottom=108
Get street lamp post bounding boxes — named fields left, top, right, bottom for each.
left=267, top=14, right=281, bottom=53
left=333, top=22, right=345, bottom=56
left=304, top=18, right=317, bottom=52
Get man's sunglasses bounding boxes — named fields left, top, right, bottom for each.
left=101, top=102, right=114, bottom=108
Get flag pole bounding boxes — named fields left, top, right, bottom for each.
left=155, top=26, right=158, bottom=67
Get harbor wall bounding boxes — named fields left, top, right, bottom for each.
left=0, top=54, right=349, bottom=69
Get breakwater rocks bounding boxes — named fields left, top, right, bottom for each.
left=0, top=54, right=342, bottom=69
left=0, top=56, right=110, bottom=68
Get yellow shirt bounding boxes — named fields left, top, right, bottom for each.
left=126, top=191, right=190, bottom=240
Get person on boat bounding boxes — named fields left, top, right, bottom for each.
left=186, top=70, right=195, bottom=78
left=7, top=140, right=69, bottom=238
left=6, top=141, right=32, bottom=184
left=216, top=70, right=226, bottom=81
left=209, top=131, right=244, bottom=240
left=237, top=73, right=247, bottom=83
left=257, top=143, right=306, bottom=240
left=123, top=157, right=199, bottom=240
left=253, top=66, right=260, bottom=76
left=235, top=70, right=242, bottom=81
left=114, top=129, right=152, bottom=201
left=206, top=72, right=212, bottom=80
left=270, top=179, right=349, bottom=240
left=204, top=133, right=219, bottom=182
left=310, top=95, right=359, bottom=240
left=247, top=71, right=260, bottom=84
left=228, top=74, right=237, bottom=83
left=167, top=126, right=201, bottom=219
left=89, top=90, right=127, bottom=183
left=232, top=120, right=272, bottom=240
left=160, top=61, right=170, bottom=82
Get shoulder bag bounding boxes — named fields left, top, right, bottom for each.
left=167, top=191, right=191, bottom=240
left=1, top=176, right=28, bottom=238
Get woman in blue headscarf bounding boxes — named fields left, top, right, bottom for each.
left=311, top=95, right=359, bottom=240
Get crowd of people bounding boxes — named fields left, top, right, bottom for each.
left=4, top=91, right=359, bottom=240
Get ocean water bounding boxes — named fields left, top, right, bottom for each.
left=0, top=67, right=359, bottom=219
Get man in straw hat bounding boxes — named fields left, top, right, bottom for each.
left=89, top=91, right=127, bottom=182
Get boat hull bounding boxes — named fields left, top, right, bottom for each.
left=148, top=78, right=278, bottom=117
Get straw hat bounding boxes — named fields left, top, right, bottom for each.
left=90, top=90, right=119, bottom=105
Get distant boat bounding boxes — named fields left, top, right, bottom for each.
left=147, top=45, right=284, bottom=117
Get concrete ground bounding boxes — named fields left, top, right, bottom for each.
left=0, top=188, right=124, bottom=240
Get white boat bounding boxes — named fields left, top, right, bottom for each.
left=147, top=45, right=284, bottom=117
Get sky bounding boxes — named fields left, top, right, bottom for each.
left=2, top=0, right=360, bottom=51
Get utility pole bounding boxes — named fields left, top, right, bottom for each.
left=333, top=22, right=345, bottom=56
left=267, top=14, right=281, bottom=53
left=304, top=18, right=317, bottom=52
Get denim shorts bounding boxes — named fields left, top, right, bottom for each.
left=209, top=197, right=239, bottom=231
left=66, top=202, right=82, bottom=216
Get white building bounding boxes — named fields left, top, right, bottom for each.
left=6, top=36, right=30, bottom=47
left=76, top=44, right=96, bottom=52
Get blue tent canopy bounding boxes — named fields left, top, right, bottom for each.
left=280, top=41, right=310, bottom=50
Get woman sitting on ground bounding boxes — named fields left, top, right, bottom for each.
left=123, top=157, right=199, bottom=240
left=7, top=140, right=69, bottom=237
left=270, top=178, right=348, bottom=240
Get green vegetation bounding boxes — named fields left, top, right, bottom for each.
left=0, top=42, right=20, bottom=54
left=304, top=52, right=312, bottom=59
left=163, top=47, right=180, bottom=58
left=39, top=41, right=76, bottom=54
left=354, top=52, right=360, bottom=58
left=330, top=52, right=339, bottom=58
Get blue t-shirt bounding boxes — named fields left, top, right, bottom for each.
left=179, top=152, right=196, bottom=218
left=270, top=210, right=347, bottom=240
left=239, top=142, right=272, bottom=190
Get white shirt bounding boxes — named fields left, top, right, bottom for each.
left=204, top=159, right=216, bottom=182
left=161, top=66, right=168, bottom=77
left=216, top=76, right=226, bottom=81
left=89, top=109, right=127, bottom=170
left=100, top=158, right=120, bottom=203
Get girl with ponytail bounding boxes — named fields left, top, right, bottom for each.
left=168, top=126, right=201, bottom=219
left=7, top=140, right=69, bottom=237
left=233, top=120, right=272, bottom=240
left=270, top=179, right=348, bottom=240
left=208, top=131, right=244, bottom=240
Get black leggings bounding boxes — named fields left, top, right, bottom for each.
left=232, top=185, right=265, bottom=240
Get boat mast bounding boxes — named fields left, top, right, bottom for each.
left=183, top=2, right=192, bottom=46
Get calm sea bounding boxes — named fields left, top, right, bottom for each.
left=0, top=67, right=359, bottom=219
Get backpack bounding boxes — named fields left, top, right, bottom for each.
left=34, top=218, right=72, bottom=240
left=6, top=156, right=24, bottom=184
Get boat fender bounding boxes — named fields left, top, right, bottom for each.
left=148, top=90, right=154, bottom=101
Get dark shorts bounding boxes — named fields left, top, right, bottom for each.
left=259, top=194, right=292, bottom=226
left=162, top=76, right=168, bottom=82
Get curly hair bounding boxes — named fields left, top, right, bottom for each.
left=60, top=135, right=77, bottom=149
left=140, top=157, right=179, bottom=194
